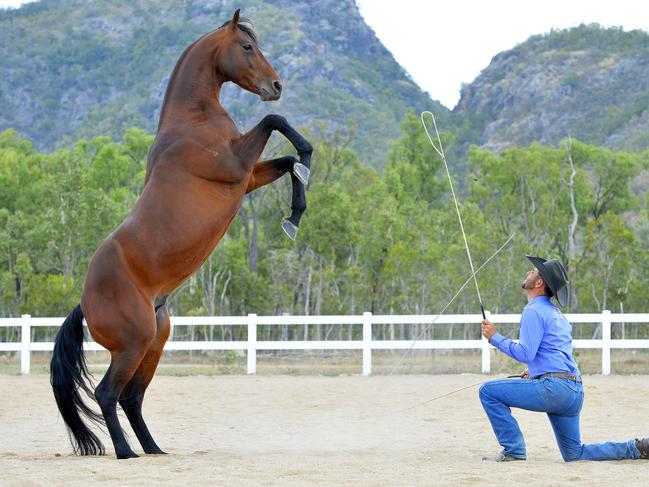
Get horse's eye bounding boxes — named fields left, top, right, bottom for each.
left=243, top=44, right=252, bottom=51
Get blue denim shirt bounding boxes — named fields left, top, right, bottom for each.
left=489, top=295, right=580, bottom=378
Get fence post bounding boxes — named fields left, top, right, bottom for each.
left=362, top=312, right=372, bottom=376
left=247, top=313, right=257, bottom=374
left=21, top=314, right=31, bottom=375
left=601, top=309, right=611, bottom=376
left=482, top=311, right=491, bottom=373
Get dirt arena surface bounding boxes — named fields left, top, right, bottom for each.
left=1, top=374, right=647, bottom=486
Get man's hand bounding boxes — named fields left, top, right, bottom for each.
left=522, top=368, right=530, bottom=379
left=481, top=319, right=497, bottom=341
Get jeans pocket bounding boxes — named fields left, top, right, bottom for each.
left=542, top=377, right=581, bottom=413
left=555, top=377, right=582, bottom=393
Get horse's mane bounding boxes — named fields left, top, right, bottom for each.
left=219, top=16, right=259, bottom=45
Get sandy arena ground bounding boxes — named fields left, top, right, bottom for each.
left=1, top=374, right=647, bottom=486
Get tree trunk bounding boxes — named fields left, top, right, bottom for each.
left=248, top=196, right=259, bottom=273
left=564, top=137, right=580, bottom=310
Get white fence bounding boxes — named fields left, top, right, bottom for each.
left=1, top=311, right=648, bottom=375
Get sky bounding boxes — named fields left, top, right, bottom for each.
left=355, top=0, right=649, bottom=108
left=2, top=0, right=649, bottom=108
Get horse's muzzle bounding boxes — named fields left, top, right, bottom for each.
left=259, top=81, right=282, bottom=101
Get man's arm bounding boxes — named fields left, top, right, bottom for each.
left=482, top=309, right=544, bottom=364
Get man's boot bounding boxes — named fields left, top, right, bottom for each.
left=482, top=450, right=526, bottom=462
left=636, top=438, right=649, bottom=459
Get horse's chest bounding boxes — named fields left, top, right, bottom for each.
left=201, top=145, right=251, bottom=184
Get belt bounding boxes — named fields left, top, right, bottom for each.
left=536, top=372, right=582, bottom=383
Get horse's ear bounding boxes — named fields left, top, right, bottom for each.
left=230, top=9, right=240, bottom=29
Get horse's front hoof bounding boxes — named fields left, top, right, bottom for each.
left=293, top=163, right=310, bottom=185
left=282, top=219, right=298, bottom=240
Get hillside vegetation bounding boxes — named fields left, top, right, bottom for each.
left=1, top=120, right=647, bottom=329
left=455, top=24, right=649, bottom=153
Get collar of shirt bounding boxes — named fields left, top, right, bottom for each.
left=526, top=295, right=551, bottom=308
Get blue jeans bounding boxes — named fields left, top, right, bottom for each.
left=479, top=376, right=640, bottom=461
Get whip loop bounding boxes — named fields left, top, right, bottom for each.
left=420, top=111, right=485, bottom=319
left=376, top=111, right=518, bottom=410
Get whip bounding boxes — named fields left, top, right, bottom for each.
left=420, top=111, right=485, bottom=319
left=386, top=233, right=514, bottom=376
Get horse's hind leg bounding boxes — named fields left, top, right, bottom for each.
left=118, top=297, right=170, bottom=454
left=95, top=346, right=150, bottom=459
left=92, top=305, right=156, bottom=459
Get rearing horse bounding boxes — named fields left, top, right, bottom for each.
left=50, top=10, right=312, bottom=459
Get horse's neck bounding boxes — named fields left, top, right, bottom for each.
left=158, top=33, right=227, bottom=128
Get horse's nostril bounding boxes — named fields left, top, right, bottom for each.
left=273, top=80, right=282, bottom=93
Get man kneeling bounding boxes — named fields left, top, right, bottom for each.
left=479, top=255, right=648, bottom=462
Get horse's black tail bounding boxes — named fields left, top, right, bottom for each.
left=50, top=304, right=106, bottom=455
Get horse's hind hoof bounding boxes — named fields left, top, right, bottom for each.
left=144, top=447, right=167, bottom=455
left=282, top=219, right=298, bottom=240
left=116, top=451, right=140, bottom=460
left=293, top=163, right=310, bottom=185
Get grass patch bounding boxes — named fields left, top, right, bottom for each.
left=2, top=348, right=647, bottom=376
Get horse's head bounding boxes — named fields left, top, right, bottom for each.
left=216, top=10, right=282, bottom=101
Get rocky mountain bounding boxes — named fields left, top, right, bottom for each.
left=454, top=24, right=649, bottom=153
left=0, top=0, right=446, bottom=165
left=2, top=4, right=649, bottom=166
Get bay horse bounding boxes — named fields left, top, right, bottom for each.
left=50, top=10, right=312, bottom=459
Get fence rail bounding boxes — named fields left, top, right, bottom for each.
left=1, top=311, right=648, bottom=375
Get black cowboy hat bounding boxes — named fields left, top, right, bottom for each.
left=526, top=256, right=569, bottom=307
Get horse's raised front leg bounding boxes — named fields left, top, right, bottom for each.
left=246, top=156, right=306, bottom=240
left=233, top=114, right=313, bottom=185
left=234, top=115, right=313, bottom=239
